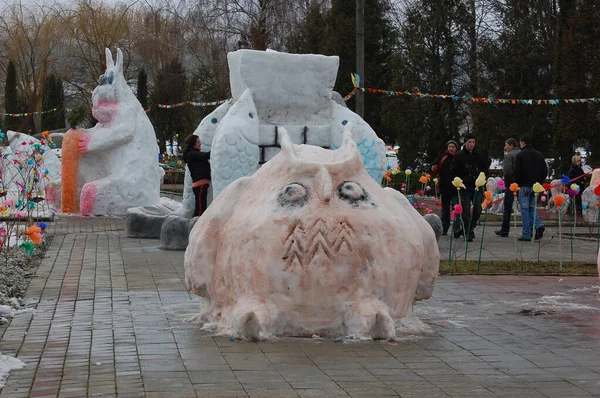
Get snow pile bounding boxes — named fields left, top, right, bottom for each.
left=0, top=352, right=25, bottom=388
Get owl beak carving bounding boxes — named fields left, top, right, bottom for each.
left=314, top=167, right=333, bottom=203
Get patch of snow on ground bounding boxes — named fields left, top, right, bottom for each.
left=0, top=352, right=25, bottom=387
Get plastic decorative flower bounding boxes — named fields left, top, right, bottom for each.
left=533, top=182, right=544, bottom=195
left=433, top=178, right=438, bottom=184
left=543, top=183, right=552, bottom=191
left=24, top=225, right=43, bottom=245
left=541, top=196, right=547, bottom=202
left=497, top=180, right=506, bottom=191
left=554, top=194, right=565, bottom=209
left=595, top=185, right=600, bottom=196
left=509, top=183, right=520, bottom=194
left=475, top=172, right=486, bottom=188
left=38, top=222, right=47, bottom=230
left=561, top=174, right=571, bottom=186
left=419, top=175, right=428, bottom=184
left=567, top=188, right=578, bottom=199
left=384, top=170, right=392, bottom=181
left=425, top=185, right=431, bottom=191
left=481, top=190, right=493, bottom=210
left=405, top=169, right=412, bottom=176
left=570, top=183, right=580, bottom=192
left=418, top=189, right=424, bottom=196
left=391, top=167, right=400, bottom=175
left=452, top=177, right=465, bottom=189
left=19, top=241, right=35, bottom=254
left=451, top=204, right=463, bottom=220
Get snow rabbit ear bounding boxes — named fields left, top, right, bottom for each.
left=116, top=48, right=124, bottom=75
left=105, top=48, right=114, bottom=71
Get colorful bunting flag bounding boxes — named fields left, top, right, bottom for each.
left=348, top=74, right=600, bottom=106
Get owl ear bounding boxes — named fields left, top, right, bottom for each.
left=105, top=48, right=114, bottom=70
left=279, top=127, right=294, bottom=156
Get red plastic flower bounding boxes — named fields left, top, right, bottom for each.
left=543, top=183, right=552, bottom=191
left=594, top=184, right=600, bottom=196
left=418, top=189, right=424, bottom=196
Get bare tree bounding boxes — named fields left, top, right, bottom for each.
left=57, top=0, right=137, bottom=115
left=0, top=2, right=62, bottom=133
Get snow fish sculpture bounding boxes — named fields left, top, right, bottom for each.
left=208, top=49, right=387, bottom=199
left=185, top=127, right=440, bottom=340
left=61, top=48, right=163, bottom=215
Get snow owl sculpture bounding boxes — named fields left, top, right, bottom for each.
left=185, top=127, right=440, bottom=340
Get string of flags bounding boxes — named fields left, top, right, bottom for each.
left=348, top=73, right=600, bottom=105
left=157, top=99, right=228, bottom=109
left=5, top=71, right=599, bottom=117
left=1, top=107, right=71, bottom=118
left=1, top=99, right=230, bottom=118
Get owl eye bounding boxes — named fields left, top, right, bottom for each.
left=337, top=181, right=371, bottom=207
left=278, top=183, right=309, bottom=208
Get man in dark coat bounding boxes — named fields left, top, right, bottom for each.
left=431, top=140, right=459, bottom=235
left=513, top=135, right=547, bottom=241
left=449, top=133, right=488, bottom=241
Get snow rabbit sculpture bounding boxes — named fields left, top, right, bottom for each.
left=61, top=48, right=163, bottom=216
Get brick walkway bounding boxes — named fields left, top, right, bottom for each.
left=0, top=217, right=599, bottom=397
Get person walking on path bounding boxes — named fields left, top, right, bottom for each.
left=495, top=138, right=520, bottom=237
left=450, top=133, right=487, bottom=241
left=567, top=154, right=586, bottom=216
left=431, top=140, right=459, bottom=235
left=513, top=135, right=547, bottom=241
left=183, top=134, right=211, bottom=217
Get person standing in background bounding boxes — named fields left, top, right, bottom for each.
left=495, top=138, right=520, bottom=237
left=431, top=140, right=459, bottom=235
left=183, top=134, right=211, bottom=217
left=567, top=154, right=586, bottom=216
left=513, top=135, right=547, bottom=241
left=450, top=134, right=484, bottom=241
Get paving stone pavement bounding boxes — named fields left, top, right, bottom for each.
left=0, top=216, right=599, bottom=398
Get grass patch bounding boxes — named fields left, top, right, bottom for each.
left=440, top=260, right=598, bottom=275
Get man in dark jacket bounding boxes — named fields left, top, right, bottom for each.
left=431, top=140, right=459, bottom=235
left=495, top=138, right=520, bottom=237
left=449, top=133, right=488, bottom=241
left=567, top=154, right=586, bottom=216
left=513, top=135, right=547, bottom=241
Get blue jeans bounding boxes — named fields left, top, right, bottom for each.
left=518, top=186, right=543, bottom=239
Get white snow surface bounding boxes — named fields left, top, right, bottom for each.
left=0, top=352, right=25, bottom=387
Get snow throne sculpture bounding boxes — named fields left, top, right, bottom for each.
left=185, top=127, right=440, bottom=340
left=61, top=48, right=163, bottom=216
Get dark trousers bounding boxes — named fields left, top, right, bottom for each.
left=440, top=193, right=453, bottom=233
left=500, top=190, right=515, bottom=232
left=192, top=184, right=209, bottom=217
left=452, top=188, right=474, bottom=232
left=471, top=188, right=482, bottom=228
left=570, top=194, right=582, bottom=215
